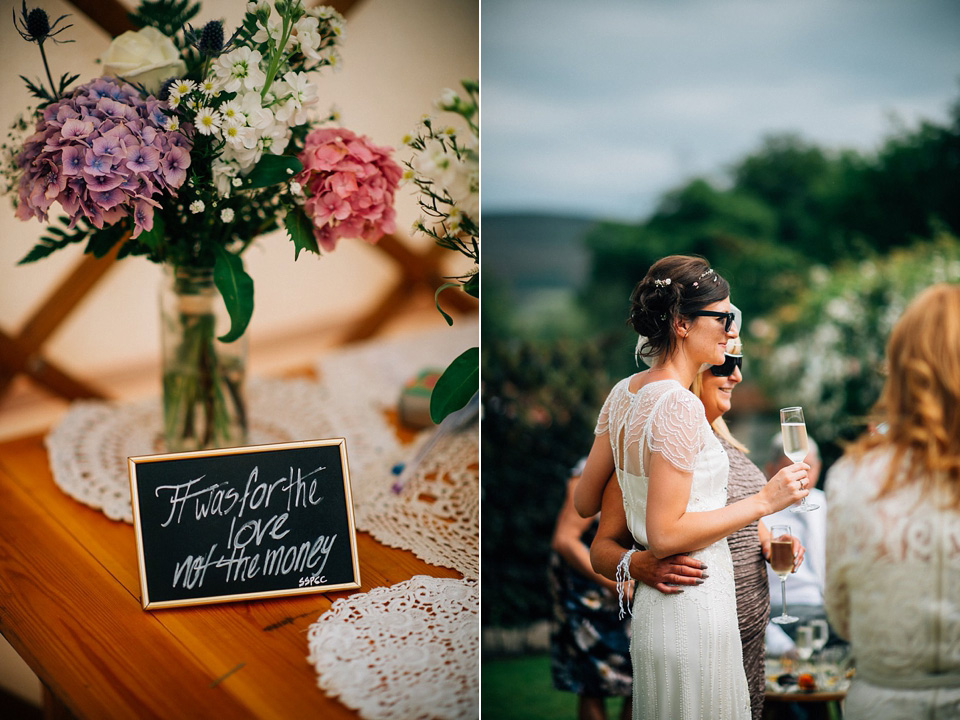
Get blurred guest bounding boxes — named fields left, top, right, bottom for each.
left=549, top=459, right=633, bottom=720
left=825, top=283, right=960, bottom=719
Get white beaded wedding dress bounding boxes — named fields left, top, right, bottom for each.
left=596, top=378, right=751, bottom=720
left=825, top=448, right=960, bottom=719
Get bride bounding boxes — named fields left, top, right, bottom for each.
left=575, top=254, right=809, bottom=719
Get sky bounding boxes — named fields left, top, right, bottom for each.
left=482, top=0, right=960, bottom=222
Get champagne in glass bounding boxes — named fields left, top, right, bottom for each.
left=780, top=406, right=820, bottom=512
left=796, top=625, right=814, bottom=662
left=770, top=524, right=798, bottom=624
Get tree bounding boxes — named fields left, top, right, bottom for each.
left=481, top=338, right=609, bottom=627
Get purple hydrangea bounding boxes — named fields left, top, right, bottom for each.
left=15, top=77, right=192, bottom=237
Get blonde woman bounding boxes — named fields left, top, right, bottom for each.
left=825, top=283, right=960, bottom=719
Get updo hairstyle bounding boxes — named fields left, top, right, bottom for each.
left=628, top=254, right=730, bottom=363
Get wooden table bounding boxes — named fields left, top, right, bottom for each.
left=764, top=689, right=845, bottom=720
left=0, top=432, right=463, bottom=719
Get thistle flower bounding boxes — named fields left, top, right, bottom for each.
left=198, top=20, right=225, bottom=54
left=184, top=19, right=243, bottom=58
left=12, top=1, right=73, bottom=46
left=13, top=1, right=75, bottom=102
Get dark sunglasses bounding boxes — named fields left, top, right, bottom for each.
left=689, top=310, right=737, bottom=332
left=710, top=354, right=743, bottom=377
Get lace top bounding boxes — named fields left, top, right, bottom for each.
left=596, top=378, right=727, bottom=546
left=825, top=448, right=960, bottom=719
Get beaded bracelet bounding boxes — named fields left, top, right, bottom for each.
left=616, top=548, right=637, bottom=619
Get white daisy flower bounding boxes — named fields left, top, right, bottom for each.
left=194, top=107, right=222, bottom=136
left=170, top=79, right=196, bottom=98
left=219, top=100, right=244, bottom=124
left=199, top=78, right=219, bottom=96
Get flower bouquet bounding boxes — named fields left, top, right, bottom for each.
left=403, top=80, right=479, bottom=423
left=6, top=0, right=401, bottom=450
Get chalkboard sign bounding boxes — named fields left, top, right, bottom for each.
left=128, top=438, right=361, bottom=609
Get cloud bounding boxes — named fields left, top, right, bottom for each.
left=482, top=0, right=960, bottom=220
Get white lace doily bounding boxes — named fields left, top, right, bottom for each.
left=312, top=324, right=478, bottom=578
left=45, top=326, right=479, bottom=578
left=312, top=323, right=477, bottom=526
left=45, top=377, right=338, bottom=523
left=363, top=425, right=478, bottom=579
left=307, top=575, right=479, bottom=720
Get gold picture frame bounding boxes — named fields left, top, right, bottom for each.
left=128, top=438, right=361, bottom=610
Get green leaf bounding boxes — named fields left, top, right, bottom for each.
left=83, top=223, right=128, bottom=258
left=137, top=212, right=166, bottom=252
left=463, top=273, right=479, bottom=298
left=434, top=282, right=460, bottom=326
left=430, top=346, right=479, bottom=424
left=213, top=246, right=254, bottom=343
left=283, top=207, right=319, bottom=259
left=18, top=216, right=87, bottom=264
left=129, top=0, right=201, bottom=39
left=57, top=72, right=80, bottom=96
left=239, top=155, right=304, bottom=190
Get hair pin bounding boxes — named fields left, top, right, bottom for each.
left=654, top=278, right=672, bottom=287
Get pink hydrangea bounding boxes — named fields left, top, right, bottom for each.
left=296, top=127, right=402, bottom=252
left=15, top=77, right=191, bottom=237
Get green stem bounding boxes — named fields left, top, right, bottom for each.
left=260, top=9, right=295, bottom=100
left=163, top=272, right=248, bottom=451
left=37, top=40, right=58, bottom=100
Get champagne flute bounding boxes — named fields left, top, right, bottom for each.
left=780, top=406, right=820, bottom=512
left=770, top=524, right=798, bottom=624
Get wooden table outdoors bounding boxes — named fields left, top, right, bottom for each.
left=0, top=431, right=462, bottom=719
left=764, top=689, right=845, bottom=720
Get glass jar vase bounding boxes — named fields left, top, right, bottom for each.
left=160, top=264, right=248, bottom=452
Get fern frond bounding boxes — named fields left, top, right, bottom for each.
left=19, top=75, right=55, bottom=105
left=57, top=72, right=81, bottom=97
left=129, top=0, right=201, bottom=45
left=18, top=217, right=90, bottom=264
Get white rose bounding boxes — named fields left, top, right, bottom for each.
left=100, top=26, right=186, bottom=95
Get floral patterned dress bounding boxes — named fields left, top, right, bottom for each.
left=548, top=518, right=633, bottom=697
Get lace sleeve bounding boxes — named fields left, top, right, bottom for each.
left=646, top=387, right=704, bottom=473
left=824, top=458, right=853, bottom=640
left=595, top=387, right=614, bottom=436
